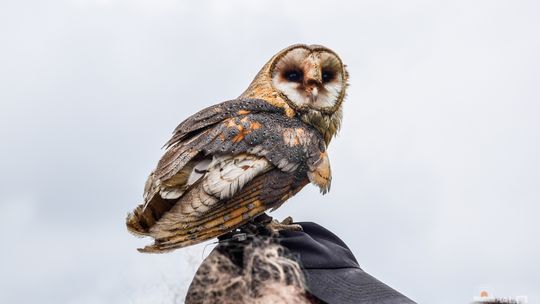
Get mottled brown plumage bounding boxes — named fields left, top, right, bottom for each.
left=126, top=44, right=348, bottom=252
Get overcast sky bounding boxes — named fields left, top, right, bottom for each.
left=1, top=0, right=539, bottom=303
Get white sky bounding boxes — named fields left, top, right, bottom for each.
left=1, top=0, right=539, bottom=303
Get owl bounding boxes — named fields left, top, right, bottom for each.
left=127, top=44, right=349, bottom=253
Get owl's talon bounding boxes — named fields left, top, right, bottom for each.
left=266, top=217, right=303, bottom=234
left=280, top=216, right=294, bottom=225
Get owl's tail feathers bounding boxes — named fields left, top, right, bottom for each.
left=131, top=169, right=303, bottom=253
left=126, top=196, right=177, bottom=237
left=126, top=205, right=150, bottom=236
left=137, top=202, right=269, bottom=253
left=126, top=209, right=142, bottom=236
left=126, top=176, right=268, bottom=252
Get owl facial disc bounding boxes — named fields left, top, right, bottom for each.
left=270, top=45, right=346, bottom=114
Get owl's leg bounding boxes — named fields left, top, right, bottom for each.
left=266, top=216, right=303, bottom=233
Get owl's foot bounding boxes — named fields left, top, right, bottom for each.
left=266, top=216, right=303, bottom=234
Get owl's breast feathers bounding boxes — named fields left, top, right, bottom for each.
left=126, top=98, right=331, bottom=252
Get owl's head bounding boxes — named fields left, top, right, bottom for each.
left=270, top=45, right=348, bottom=114
left=241, top=44, right=348, bottom=144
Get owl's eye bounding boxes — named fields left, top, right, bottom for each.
left=284, top=70, right=303, bottom=82
left=322, top=70, right=335, bottom=83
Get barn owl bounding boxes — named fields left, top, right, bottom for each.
left=127, top=44, right=349, bottom=252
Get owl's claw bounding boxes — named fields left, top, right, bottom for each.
left=280, top=216, right=294, bottom=225
left=266, top=216, right=303, bottom=234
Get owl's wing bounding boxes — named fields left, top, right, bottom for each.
left=163, top=98, right=282, bottom=149
left=153, top=98, right=283, bottom=183
left=126, top=99, right=327, bottom=252
left=139, top=168, right=308, bottom=252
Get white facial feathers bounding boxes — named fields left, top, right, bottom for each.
left=271, top=48, right=344, bottom=111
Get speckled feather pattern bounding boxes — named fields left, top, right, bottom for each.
left=127, top=99, right=329, bottom=252
left=126, top=44, right=347, bottom=252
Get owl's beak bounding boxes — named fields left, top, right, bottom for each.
left=303, top=54, right=322, bottom=104
left=307, top=86, right=319, bottom=103
left=305, top=78, right=321, bottom=104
